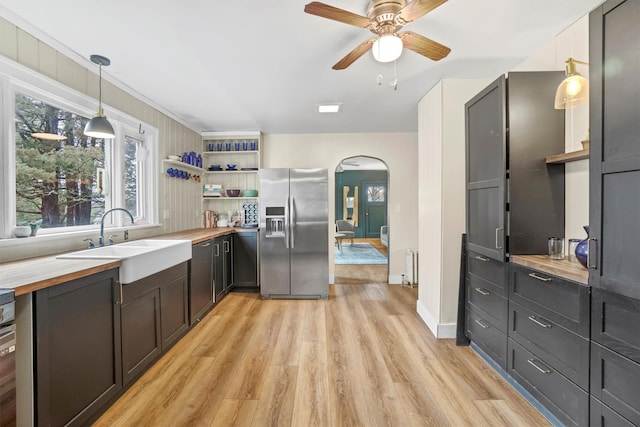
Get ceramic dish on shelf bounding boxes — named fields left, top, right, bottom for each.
left=226, top=164, right=237, bottom=170
left=167, top=155, right=181, bottom=161
left=243, top=189, right=258, bottom=197
left=226, top=189, right=241, bottom=197
left=240, top=167, right=259, bottom=171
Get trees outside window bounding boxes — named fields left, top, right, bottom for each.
left=15, top=92, right=106, bottom=229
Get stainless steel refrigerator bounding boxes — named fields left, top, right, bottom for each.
left=259, top=168, right=329, bottom=299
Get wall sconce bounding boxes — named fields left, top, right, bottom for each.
left=554, top=57, right=589, bottom=109
left=84, top=54, right=115, bottom=139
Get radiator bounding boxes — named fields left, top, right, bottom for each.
left=405, top=249, right=418, bottom=286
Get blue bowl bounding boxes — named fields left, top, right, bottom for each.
left=226, top=164, right=237, bottom=170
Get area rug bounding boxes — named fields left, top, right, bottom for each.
left=335, top=242, right=388, bottom=265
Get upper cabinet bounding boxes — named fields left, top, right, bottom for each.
left=465, top=72, right=566, bottom=261
left=589, top=0, right=640, bottom=300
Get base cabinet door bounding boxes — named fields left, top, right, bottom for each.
left=190, top=240, right=214, bottom=324
left=121, top=288, right=161, bottom=385
left=233, top=232, right=258, bottom=288
left=160, top=274, right=188, bottom=350
left=35, top=269, right=122, bottom=427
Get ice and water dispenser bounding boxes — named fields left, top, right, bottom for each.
left=264, top=206, right=285, bottom=238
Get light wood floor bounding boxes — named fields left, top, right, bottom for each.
left=95, top=266, right=549, bottom=427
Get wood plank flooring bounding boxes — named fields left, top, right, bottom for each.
left=94, top=265, right=549, bottom=427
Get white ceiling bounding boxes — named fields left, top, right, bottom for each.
left=0, top=0, right=603, bottom=134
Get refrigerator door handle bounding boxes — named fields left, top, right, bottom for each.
left=284, top=195, right=290, bottom=249
left=290, top=196, right=296, bottom=248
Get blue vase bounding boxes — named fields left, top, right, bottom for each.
left=575, top=226, right=589, bottom=269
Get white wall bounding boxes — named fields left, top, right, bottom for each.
left=417, top=79, right=491, bottom=338
left=263, top=133, right=418, bottom=283
left=0, top=16, right=203, bottom=262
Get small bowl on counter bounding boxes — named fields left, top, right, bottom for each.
left=226, top=189, right=241, bottom=197
left=14, top=226, right=31, bottom=238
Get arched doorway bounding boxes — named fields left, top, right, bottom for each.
left=334, top=156, right=389, bottom=284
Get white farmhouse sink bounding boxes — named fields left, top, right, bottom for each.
left=58, top=239, right=192, bottom=284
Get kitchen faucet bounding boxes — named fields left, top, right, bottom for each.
left=99, top=208, right=134, bottom=247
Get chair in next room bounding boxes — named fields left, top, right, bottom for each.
left=336, top=220, right=355, bottom=246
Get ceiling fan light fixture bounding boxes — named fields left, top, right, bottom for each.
left=372, top=34, right=403, bottom=63
left=84, top=54, right=115, bottom=139
left=555, top=57, right=589, bottom=109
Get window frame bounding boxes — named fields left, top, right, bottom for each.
left=0, top=55, right=158, bottom=240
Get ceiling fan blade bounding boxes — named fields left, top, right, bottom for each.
left=399, top=31, right=451, bottom=61
left=304, top=2, right=372, bottom=28
left=396, top=0, right=447, bottom=24
left=332, top=39, right=376, bottom=70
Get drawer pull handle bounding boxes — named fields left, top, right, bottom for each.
left=474, top=287, right=490, bottom=296
left=474, top=319, right=490, bottom=329
left=200, top=242, right=211, bottom=248
left=528, top=315, right=552, bottom=329
left=528, top=273, right=552, bottom=282
left=527, top=359, right=551, bottom=374
left=474, top=255, right=490, bottom=262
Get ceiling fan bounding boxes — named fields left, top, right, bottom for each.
left=304, top=0, right=451, bottom=70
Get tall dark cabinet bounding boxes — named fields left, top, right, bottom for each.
left=465, top=72, right=566, bottom=261
left=464, top=72, right=566, bottom=370
left=589, top=1, right=640, bottom=425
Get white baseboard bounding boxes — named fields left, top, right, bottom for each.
left=389, top=274, right=403, bottom=284
left=416, top=299, right=457, bottom=339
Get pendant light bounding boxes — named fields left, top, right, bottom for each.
left=554, top=58, right=589, bottom=109
left=84, top=54, right=115, bottom=139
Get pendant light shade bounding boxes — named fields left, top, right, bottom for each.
left=554, top=58, right=589, bottom=109
left=84, top=54, right=115, bottom=138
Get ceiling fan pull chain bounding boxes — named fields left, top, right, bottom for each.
left=390, top=60, right=399, bottom=91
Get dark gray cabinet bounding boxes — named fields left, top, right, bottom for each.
left=121, top=262, right=188, bottom=385
left=506, top=263, right=590, bottom=425
left=35, top=269, right=122, bottom=427
left=190, top=239, right=214, bottom=324
left=590, top=0, right=640, bottom=302
left=589, top=1, right=640, bottom=424
left=508, top=339, right=588, bottom=427
left=465, top=249, right=508, bottom=368
left=465, top=72, right=565, bottom=261
left=233, top=231, right=259, bottom=289
left=214, top=235, right=233, bottom=300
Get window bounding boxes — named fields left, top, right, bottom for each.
left=15, top=92, right=106, bottom=229
left=0, top=60, right=157, bottom=239
left=367, top=184, right=386, bottom=202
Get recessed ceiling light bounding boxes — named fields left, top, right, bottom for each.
left=317, top=103, right=342, bottom=113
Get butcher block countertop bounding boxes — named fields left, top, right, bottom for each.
left=510, top=255, right=589, bottom=286
left=0, top=227, right=252, bottom=296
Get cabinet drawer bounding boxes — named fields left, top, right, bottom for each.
left=508, top=301, right=589, bottom=389
left=590, top=341, right=640, bottom=426
left=592, top=288, right=640, bottom=363
left=466, top=308, right=507, bottom=369
left=507, top=339, right=588, bottom=427
left=509, top=264, right=589, bottom=337
left=466, top=277, right=508, bottom=332
left=468, top=250, right=506, bottom=291
left=590, top=397, right=636, bottom=427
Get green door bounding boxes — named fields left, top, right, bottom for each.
left=363, top=182, right=387, bottom=238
